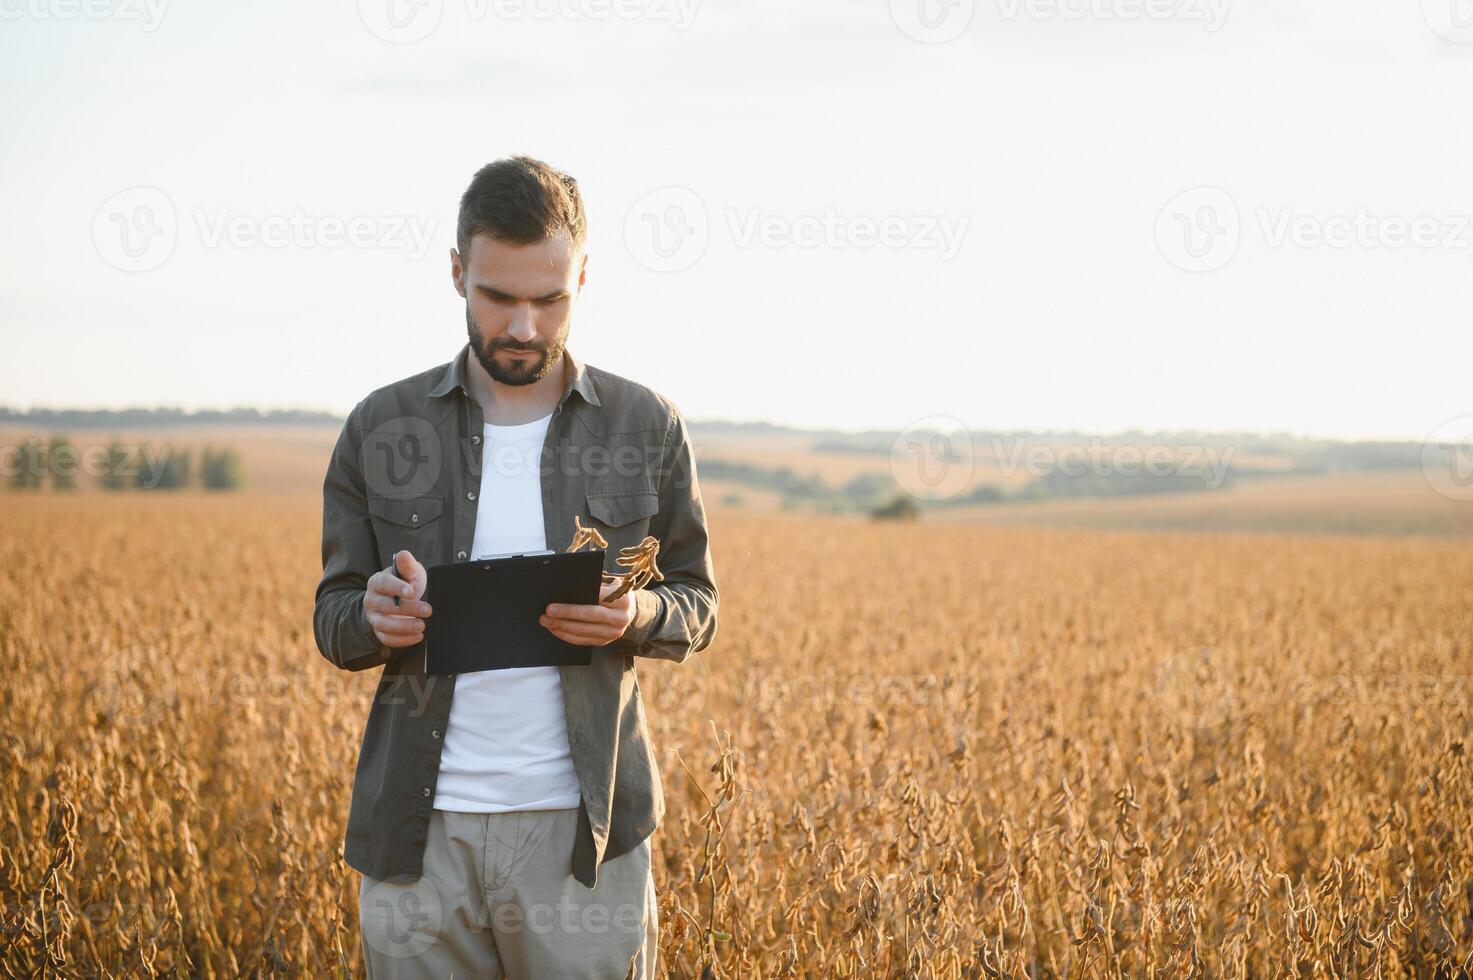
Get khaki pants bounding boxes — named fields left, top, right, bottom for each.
left=358, top=808, right=657, bottom=979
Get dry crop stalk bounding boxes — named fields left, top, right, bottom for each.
left=566, top=516, right=664, bottom=602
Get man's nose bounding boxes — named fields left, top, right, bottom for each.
left=506, top=307, right=537, bottom=342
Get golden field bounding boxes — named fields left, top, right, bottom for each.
left=2, top=487, right=1473, bottom=977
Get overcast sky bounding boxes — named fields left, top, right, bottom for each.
left=2, top=0, right=1469, bottom=439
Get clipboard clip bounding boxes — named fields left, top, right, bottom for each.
left=476, top=549, right=555, bottom=564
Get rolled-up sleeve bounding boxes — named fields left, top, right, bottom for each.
left=609, top=406, right=719, bottom=663
left=313, top=403, right=396, bottom=672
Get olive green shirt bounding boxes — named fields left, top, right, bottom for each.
left=312, top=342, right=719, bottom=887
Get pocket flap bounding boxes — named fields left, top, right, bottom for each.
left=368, top=494, right=444, bottom=528
left=586, top=491, right=659, bottom=527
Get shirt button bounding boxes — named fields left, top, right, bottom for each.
left=421, top=787, right=432, bottom=797
left=470, top=435, right=481, bottom=446
left=466, top=491, right=476, bottom=501
left=410, top=513, right=420, bottom=523
left=456, top=551, right=467, bottom=560
left=431, top=729, right=442, bottom=739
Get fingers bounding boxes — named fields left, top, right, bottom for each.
left=543, top=602, right=621, bottom=625
left=365, top=591, right=432, bottom=618
left=394, top=549, right=426, bottom=581
left=541, top=601, right=626, bottom=646
left=368, top=566, right=414, bottom=598
left=369, top=552, right=429, bottom=612
left=364, top=559, right=431, bottom=636
left=368, top=611, right=426, bottom=647
left=540, top=619, right=615, bottom=646
left=370, top=614, right=424, bottom=637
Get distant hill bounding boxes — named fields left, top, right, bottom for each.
left=0, top=408, right=832, bottom=434
left=0, top=406, right=342, bottom=428
left=0, top=406, right=1429, bottom=467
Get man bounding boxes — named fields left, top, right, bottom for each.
left=313, top=156, right=719, bottom=978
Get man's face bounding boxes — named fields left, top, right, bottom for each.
left=451, top=229, right=586, bottom=386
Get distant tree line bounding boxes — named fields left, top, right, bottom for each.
left=702, top=456, right=1231, bottom=518
left=698, top=460, right=903, bottom=514
left=812, top=432, right=1428, bottom=476
left=5, top=435, right=244, bottom=491
left=0, top=406, right=339, bottom=428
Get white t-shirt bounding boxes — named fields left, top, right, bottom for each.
left=432, top=412, right=582, bottom=813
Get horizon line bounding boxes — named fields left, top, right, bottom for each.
left=0, top=403, right=1442, bottom=446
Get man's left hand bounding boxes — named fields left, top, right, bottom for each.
left=540, top=579, right=635, bottom=646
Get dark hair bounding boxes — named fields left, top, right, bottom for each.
left=456, top=155, right=586, bottom=258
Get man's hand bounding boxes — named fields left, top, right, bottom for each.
left=540, top=578, right=636, bottom=647
left=363, top=550, right=432, bottom=648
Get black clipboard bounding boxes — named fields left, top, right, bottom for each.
left=421, top=550, right=606, bottom=675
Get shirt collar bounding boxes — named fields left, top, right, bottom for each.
left=429, top=341, right=601, bottom=409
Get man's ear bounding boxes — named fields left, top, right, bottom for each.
left=576, top=251, right=588, bottom=292
left=450, top=248, right=467, bottom=298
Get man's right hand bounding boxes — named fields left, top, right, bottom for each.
left=364, top=550, right=432, bottom=648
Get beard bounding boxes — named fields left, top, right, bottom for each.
left=466, top=306, right=567, bottom=387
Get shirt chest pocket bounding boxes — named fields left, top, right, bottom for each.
left=367, top=494, right=445, bottom=569
left=584, top=490, right=659, bottom=554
